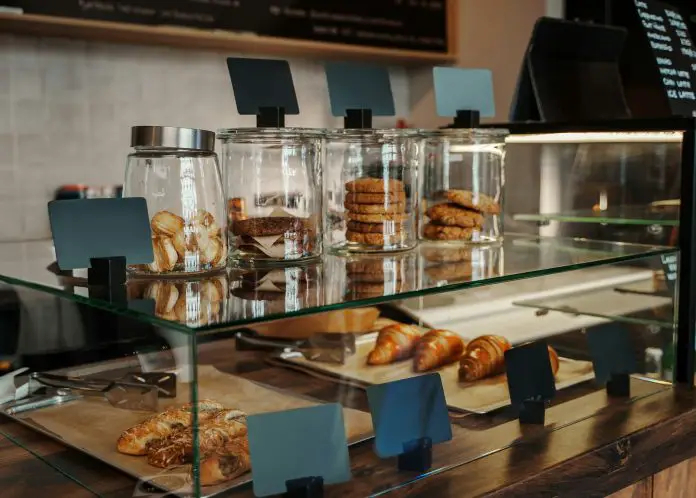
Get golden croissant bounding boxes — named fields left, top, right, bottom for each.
left=413, top=329, right=466, bottom=372
left=548, top=345, right=560, bottom=377
left=458, top=335, right=511, bottom=382
left=367, top=324, right=423, bottom=365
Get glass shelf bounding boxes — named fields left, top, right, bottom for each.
left=0, top=235, right=676, bottom=333
left=513, top=280, right=674, bottom=328
left=514, top=206, right=679, bottom=227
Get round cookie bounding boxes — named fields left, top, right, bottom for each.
left=346, top=230, right=404, bottom=246
left=444, top=190, right=501, bottom=215
left=347, top=220, right=404, bottom=234
left=426, top=203, right=484, bottom=228
left=344, top=202, right=405, bottom=214
left=345, top=191, right=406, bottom=204
left=347, top=212, right=409, bottom=223
left=345, top=178, right=405, bottom=193
left=421, top=247, right=472, bottom=263
left=422, top=223, right=477, bottom=241
left=426, top=262, right=473, bottom=282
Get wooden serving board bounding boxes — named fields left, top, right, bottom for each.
left=10, top=366, right=373, bottom=497
left=278, top=336, right=595, bottom=414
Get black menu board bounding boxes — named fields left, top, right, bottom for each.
left=633, top=0, right=696, bottom=116
left=1, top=0, right=448, bottom=53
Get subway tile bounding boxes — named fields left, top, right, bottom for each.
left=0, top=98, right=11, bottom=134
left=13, top=99, right=47, bottom=134
left=16, top=133, right=49, bottom=169
left=0, top=134, right=15, bottom=170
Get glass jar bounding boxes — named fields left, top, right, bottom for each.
left=123, top=126, right=227, bottom=276
left=218, top=128, right=324, bottom=266
left=420, top=129, right=507, bottom=244
left=325, top=129, right=421, bottom=253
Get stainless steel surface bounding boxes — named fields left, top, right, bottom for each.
left=131, top=126, right=215, bottom=151
left=5, top=393, right=82, bottom=415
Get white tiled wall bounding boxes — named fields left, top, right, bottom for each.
left=0, top=35, right=410, bottom=242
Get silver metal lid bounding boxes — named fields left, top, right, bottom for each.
left=131, top=126, right=215, bottom=151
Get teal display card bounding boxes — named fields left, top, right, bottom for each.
left=226, top=57, right=300, bottom=115
left=48, top=197, right=153, bottom=271
left=247, top=403, right=351, bottom=497
left=433, top=67, right=495, bottom=118
left=325, top=61, right=395, bottom=116
left=366, top=373, right=452, bottom=458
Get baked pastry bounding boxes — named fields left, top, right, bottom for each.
left=458, top=335, right=511, bottom=382
left=346, top=178, right=405, bottom=193
left=423, top=223, right=476, bottom=241
left=548, top=345, right=560, bottom=376
left=199, top=436, right=252, bottom=485
left=344, top=202, right=405, bottom=215
left=345, top=192, right=406, bottom=204
left=232, top=217, right=310, bottom=238
left=346, top=231, right=403, bottom=246
left=116, top=400, right=224, bottom=456
left=414, top=329, right=466, bottom=372
left=444, top=190, right=501, bottom=215
left=147, top=408, right=247, bottom=468
left=367, top=324, right=423, bottom=365
left=347, top=220, right=404, bottom=234
left=426, top=203, right=484, bottom=228
left=151, top=210, right=185, bottom=237
left=347, top=212, right=409, bottom=223
left=149, top=235, right=179, bottom=273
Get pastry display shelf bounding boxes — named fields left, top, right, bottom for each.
left=0, top=234, right=676, bottom=334
left=513, top=206, right=679, bottom=227
left=513, top=280, right=674, bottom=329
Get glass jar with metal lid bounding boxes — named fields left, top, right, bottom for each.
left=123, top=126, right=227, bottom=276
left=324, top=129, right=422, bottom=253
left=218, top=128, right=324, bottom=266
left=420, top=128, right=507, bottom=245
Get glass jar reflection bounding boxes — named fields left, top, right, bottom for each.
left=419, top=244, right=503, bottom=287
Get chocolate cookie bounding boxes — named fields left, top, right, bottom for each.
left=347, top=220, right=404, bottom=234
left=345, top=191, right=406, bottom=204
left=232, top=216, right=310, bottom=237
left=346, top=177, right=405, bottom=193
left=426, top=203, right=484, bottom=228
left=444, top=190, right=501, bottom=215
left=344, top=202, right=405, bottom=214
left=347, top=212, right=409, bottom=223
left=423, top=223, right=477, bottom=241
left=346, top=230, right=404, bottom=246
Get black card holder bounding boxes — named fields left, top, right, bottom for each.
left=505, top=340, right=556, bottom=425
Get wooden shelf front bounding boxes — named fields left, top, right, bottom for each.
left=0, top=10, right=458, bottom=65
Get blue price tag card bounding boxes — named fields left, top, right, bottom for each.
left=325, top=61, right=395, bottom=117
left=587, top=324, right=637, bottom=385
left=366, top=373, right=451, bottom=458
left=48, top=198, right=153, bottom=271
left=247, top=403, right=351, bottom=497
left=433, top=67, right=495, bottom=118
left=505, top=340, right=556, bottom=407
left=226, top=57, right=299, bottom=115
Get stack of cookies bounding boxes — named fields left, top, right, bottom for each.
left=423, top=189, right=501, bottom=241
left=344, top=177, right=409, bottom=248
left=231, top=216, right=316, bottom=260
left=344, top=255, right=414, bottom=298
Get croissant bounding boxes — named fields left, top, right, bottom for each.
left=413, top=329, right=466, bottom=372
left=367, top=324, right=423, bottom=365
left=458, top=335, right=511, bottom=382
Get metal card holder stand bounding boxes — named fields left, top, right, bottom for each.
left=504, top=340, right=556, bottom=425
left=87, top=256, right=127, bottom=306
left=285, top=477, right=325, bottom=498
left=398, top=437, right=433, bottom=472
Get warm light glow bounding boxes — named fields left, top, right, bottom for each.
left=506, top=131, right=683, bottom=144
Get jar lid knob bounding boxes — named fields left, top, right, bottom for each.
left=130, top=126, right=215, bottom=151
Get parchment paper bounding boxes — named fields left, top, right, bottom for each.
left=279, top=338, right=595, bottom=414
left=16, top=366, right=373, bottom=495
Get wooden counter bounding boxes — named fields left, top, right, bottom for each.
left=2, top=338, right=696, bottom=497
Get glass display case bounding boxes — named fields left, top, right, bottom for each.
left=0, top=118, right=690, bottom=498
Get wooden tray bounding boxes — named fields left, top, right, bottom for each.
left=277, top=336, right=595, bottom=414
left=6, top=365, right=373, bottom=497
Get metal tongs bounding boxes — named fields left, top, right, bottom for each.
left=26, top=371, right=177, bottom=412
left=235, top=330, right=356, bottom=365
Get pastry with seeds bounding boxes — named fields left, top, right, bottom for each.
left=344, top=202, right=405, bottom=215
left=346, top=177, right=405, bottom=193
left=347, top=212, right=409, bottom=223
left=345, top=191, right=406, bottom=204
left=426, top=203, right=484, bottom=228
left=347, top=220, right=405, bottom=234
left=423, top=223, right=477, bottom=241
left=444, top=190, right=501, bottom=215
left=346, top=230, right=404, bottom=246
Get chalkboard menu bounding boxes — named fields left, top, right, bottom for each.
left=633, top=0, right=696, bottom=116
left=1, top=0, right=448, bottom=53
